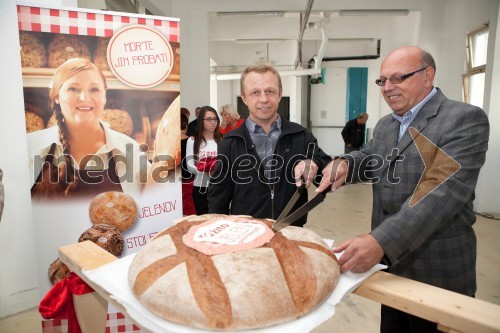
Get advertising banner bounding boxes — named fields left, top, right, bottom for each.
left=17, top=3, right=181, bottom=332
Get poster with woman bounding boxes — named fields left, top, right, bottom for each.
left=17, top=3, right=181, bottom=332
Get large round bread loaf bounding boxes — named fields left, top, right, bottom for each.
left=152, top=95, right=181, bottom=170
left=128, top=214, right=340, bottom=330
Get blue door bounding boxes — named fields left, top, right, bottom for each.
left=346, top=67, right=368, bottom=122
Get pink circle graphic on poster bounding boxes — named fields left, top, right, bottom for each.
left=107, top=24, right=174, bottom=88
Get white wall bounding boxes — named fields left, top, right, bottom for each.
left=0, top=0, right=39, bottom=318
left=210, top=40, right=298, bottom=70
left=475, top=4, right=500, bottom=214
left=310, top=66, right=348, bottom=155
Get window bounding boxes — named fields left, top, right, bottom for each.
left=463, top=23, right=489, bottom=108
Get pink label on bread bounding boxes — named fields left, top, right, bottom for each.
left=183, top=218, right=274, bottom=255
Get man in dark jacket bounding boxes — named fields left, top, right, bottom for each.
left=186, top=106, right=201, bottom=136
left=208, top=63, right=331, bottom=226
left=341, top=113, right=369, bottom=153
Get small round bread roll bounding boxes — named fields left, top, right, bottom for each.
left=46, top=114, right=57, bottom=128
left=48, top=258, right=70, bottom=285
left=78, top=224, right=124, bottom=257
left=89, top=191, right=137, bottom=232
left=25, top=111, right=45, bottom=133
left=48, top=35, right=91, bottom=68
left=20, top=31, right=47, bottom=68
left=101, top=108, right=134, bottom=136
left=169, top=42, right=180, bottom=78
left=93, top=37, right=111, bottom=72
left=25, top=100, right=46, bottom=117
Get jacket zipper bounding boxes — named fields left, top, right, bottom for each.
left=237, top=127, right=295, bottom=221
left=270, top=187, right=274, bottom=219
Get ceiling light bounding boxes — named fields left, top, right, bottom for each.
left=338, top=9, right=409, bottom=16
left=217, top=11, right=285, bottom=17
left=235, top=39, right=287, bottom=44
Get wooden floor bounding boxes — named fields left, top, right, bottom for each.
left=1, top=183, right=499, bottom=333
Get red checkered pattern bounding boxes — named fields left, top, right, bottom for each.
left=106, top=312, right=141, bottom=333
left=41, top=312, right=142, bottom=333
left=17, top=5, right=179, bottom=42
left=41, top=319, right=68, bottom=333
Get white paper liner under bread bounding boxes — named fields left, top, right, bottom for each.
left=83, top=239, right=386, bottom=333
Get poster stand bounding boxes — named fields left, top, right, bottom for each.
left=17, top=3, right=182, bottom=332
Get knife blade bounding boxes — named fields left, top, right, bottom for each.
left=275, top=181, right=306, bottom=223
left=272, top=187, right=330, bottom=232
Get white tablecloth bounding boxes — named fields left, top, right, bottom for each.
left=84, top=239, right=386, bottom=333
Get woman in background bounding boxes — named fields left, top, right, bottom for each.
left=28, top=58, right=147, bottom=199
left=219, top=104, right=244, bottom=135
left=186, top=106, right=222, bottom=214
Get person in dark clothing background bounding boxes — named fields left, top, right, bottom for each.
left=180, top=113, right=196, bottom=216
left=341, top=112, right=369, bottom=153
left=186, top=106, right=201, bottom=136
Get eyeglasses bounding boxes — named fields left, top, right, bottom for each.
left=203, top=117, right=219, bottom=123
left=375, top=67, right=427, bottom=86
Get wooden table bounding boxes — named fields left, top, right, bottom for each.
left=59, top=241, right=500, bottom=333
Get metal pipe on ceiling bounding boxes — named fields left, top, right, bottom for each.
left=105, top=0, right=138, bottom=13
left=294, top=0, right=315, bottom=69
left=305, top=39, right=381, bottom=131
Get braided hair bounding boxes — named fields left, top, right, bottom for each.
left=33, top=58, right=107, bottom=197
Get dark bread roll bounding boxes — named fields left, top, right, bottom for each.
left=48, top=258, right=70, bottom=285
left=128, top=214, right=340, bottom=330
left=78, top=223, right=124, bottom=257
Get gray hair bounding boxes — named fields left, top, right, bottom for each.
left=358, top=112, right=369, bottom=120
left=219, top=104, right=240, bottom=120
left=420, top=49, right=436, bottom=73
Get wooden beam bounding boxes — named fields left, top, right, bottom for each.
left=353, top=271, right=500, bottom=333
left=59, top=241, right=500, bottom=333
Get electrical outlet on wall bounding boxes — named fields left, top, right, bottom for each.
left=321, top=110, right=327, bottom=119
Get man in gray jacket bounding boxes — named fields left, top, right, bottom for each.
left=317, top=46, right=489, bottom=332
